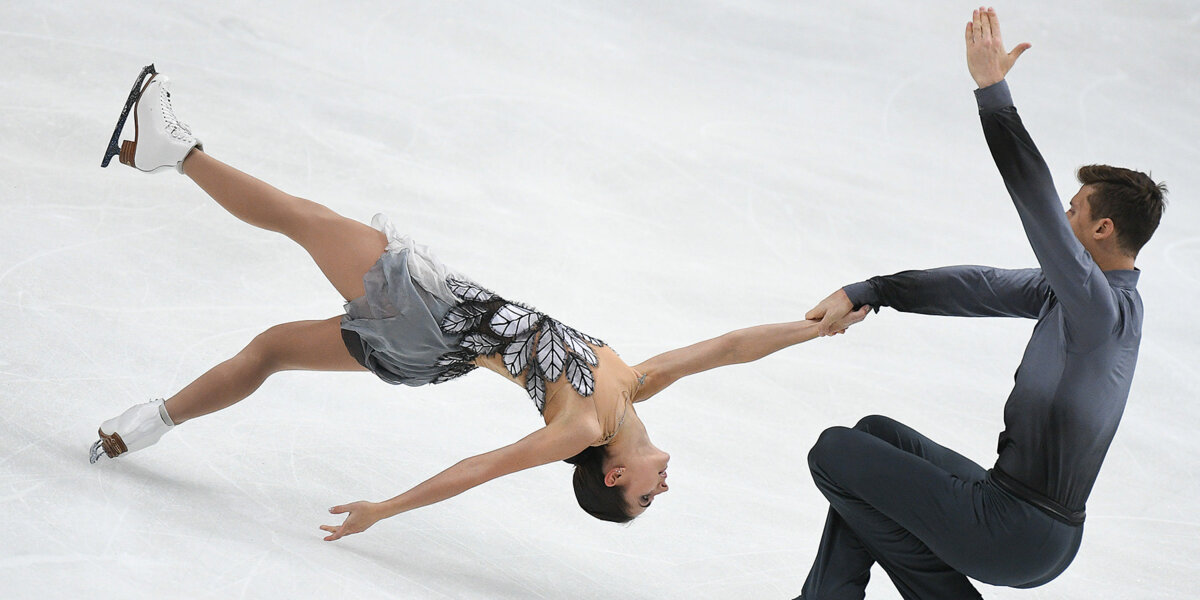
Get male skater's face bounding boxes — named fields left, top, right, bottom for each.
left=1066, top=185, right=1101, bottom=250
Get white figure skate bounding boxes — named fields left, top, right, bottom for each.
left=100, top=64, right=202, bottom=174
left=89, top=399, right=175, bottom=463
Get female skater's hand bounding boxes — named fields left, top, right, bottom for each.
left=806, top=289, right=871, bottom=337
left=965, top=7, right=1031, bottom=88
left=321, top=501, right=383, bottom=541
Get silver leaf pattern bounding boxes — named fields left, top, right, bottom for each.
left=436, top=276, right=607, bottom=413
left=536, top=325, right=567, bottom=381
left=525, top=365, right=546, bottom=411
left=565, top=324, right=604, bottom=349
left=463, top=332, right=502, bottom=354
left=441, top=303, right=488, bottom=333
left=447, top=278, right=496, bottom=303
left=501, top=329, right=536, bottom=378
left=490, top=304, right=539, bottom=338
left=558, top=323, right=598, bottom=366
left=564, top=354, right=595, bottom=397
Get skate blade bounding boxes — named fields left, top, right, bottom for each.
left=89, top=427, right=127, bottom=464
left=89, top=440, right=105, bottom=464
left=100, top=64, right=157, bottom=168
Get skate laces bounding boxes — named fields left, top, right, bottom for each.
left=158, top=86, right=194, bottom=142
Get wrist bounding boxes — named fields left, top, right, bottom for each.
left=377, top=498, right=406, bottom=519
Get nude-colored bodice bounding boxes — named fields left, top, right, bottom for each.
left=474, top=345, right=642, bottom=442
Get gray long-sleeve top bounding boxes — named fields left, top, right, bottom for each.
left=843, top=80, right=1143, bottom=515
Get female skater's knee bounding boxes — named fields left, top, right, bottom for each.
left=240, top=325, right=294, bottom=375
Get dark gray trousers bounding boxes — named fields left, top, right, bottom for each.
left=798, top=416, right=1083, bottom=600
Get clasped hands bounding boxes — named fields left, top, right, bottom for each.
left=806, top=289, right=872, bottom=338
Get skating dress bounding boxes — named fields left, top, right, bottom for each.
left=340, top=214, right=621, bottom=415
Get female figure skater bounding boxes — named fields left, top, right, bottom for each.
left=92, top=67, right=869, bottom=539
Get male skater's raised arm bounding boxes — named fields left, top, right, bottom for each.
left=970, top=15, right=1119, bottom=349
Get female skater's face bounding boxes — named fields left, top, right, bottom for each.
left=611, top=445, right=671, bottom=516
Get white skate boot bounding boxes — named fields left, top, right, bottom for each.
left=100, top=64, right=202, bottom=174
left=89, top=399, right=175, bottom=463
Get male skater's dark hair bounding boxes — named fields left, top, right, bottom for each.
left=565, top=446, right=634, bottom=524
left=1076, top=165, right=1167, bottom=256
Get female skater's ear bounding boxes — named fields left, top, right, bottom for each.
left=604, top=467, right=625, bottom=487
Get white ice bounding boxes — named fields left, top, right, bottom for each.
left=2, top=1, right=1198, bottom=598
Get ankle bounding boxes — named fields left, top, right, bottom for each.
left=180, top=147, right=203, bottom=176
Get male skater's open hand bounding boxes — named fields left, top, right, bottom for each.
left=966, top=7, right=1031, bottom=88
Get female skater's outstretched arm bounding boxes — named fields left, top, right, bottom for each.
left=634, top=309, right=870, bottom=402
left=323, top=311, right=870, bottom=540
left=322, top=415, right=597, bottom=541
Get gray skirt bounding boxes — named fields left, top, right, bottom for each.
left=340, top=215, right=471, bottom=386
left=340, top=215, right=609, bottom=412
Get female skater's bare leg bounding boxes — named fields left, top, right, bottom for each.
left=179, top=149, right=386, bottom=301
left=164, top=316, right=364, bottom=424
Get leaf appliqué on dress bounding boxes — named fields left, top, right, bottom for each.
left=558, top=323, right=599, bottom=366
left=525, top=363, right=546, bottom=411
left=463, top=332, right=503, bottom=355
left=502, top=328, right=537, bottom=378
left=447, top=278, right=496, bottom=303
left=436, top=276, right=607, bottom=413
left=564, top=354, right=595, bottom=397
left=537, top=325, right=568, bottom=382
left=490, top=303, right=539, bottom=338
left=441, top=303, right=488, bottom=333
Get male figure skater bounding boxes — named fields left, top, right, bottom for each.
left=799, top=8, right=1167, bottom=599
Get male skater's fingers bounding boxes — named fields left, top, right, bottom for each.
left=981, top=7, right=993, bottom=42
left=829, top=305, right=871, bottom=335
left=821, top=289, right=855, bottom=336
left=987, top=7, right=1001, bottom=42
left=818, top=313, right=840, bottom=337
left=804, top=305, right=823, bottom=321
left=1009, top=42, right=1032, bottom=64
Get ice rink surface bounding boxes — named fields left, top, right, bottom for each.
left=2, top=1, right=1198, bottom=598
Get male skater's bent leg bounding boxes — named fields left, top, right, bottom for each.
left=799, top=417, right=987, bottom=599
left=798, top=415, right=1078, bottom=599
left=799, top=507, right=875, bottom=600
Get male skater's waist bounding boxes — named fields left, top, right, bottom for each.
left=988, top=467, right=1085, bottom=527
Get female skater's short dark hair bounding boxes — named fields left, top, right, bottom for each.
left=564, top=446, right=634, bottom=524
left=1077, top=165, right=1167, bottom=256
